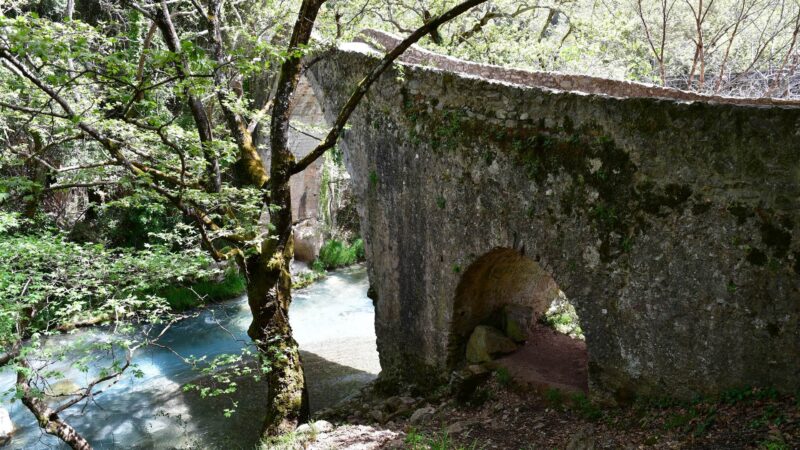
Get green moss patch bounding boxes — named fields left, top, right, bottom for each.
left=159, top=269, right=246, bottom=311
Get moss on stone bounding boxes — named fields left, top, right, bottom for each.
left=746, top=248, right=768, bottom=266
left=760, top=220, right=792, bottom=258
left=691, top=201, right=713, bottom=215
left=400, top=97, right=719, bottom=262
left=728, top=203, right=754, bottom=224
left=639, top=183, right=693, bottom=216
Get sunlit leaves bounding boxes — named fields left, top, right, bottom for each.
left=0, top=229, right=214, bottom=342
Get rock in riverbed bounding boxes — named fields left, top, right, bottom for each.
left=0, top=407, right=14, bottom=447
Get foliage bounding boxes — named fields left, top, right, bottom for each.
left=494, top=367, right=512, bottom=386
left=94, top=199, right=184, bottom=249
left=260, top=431, right=301, bottom=450
left=158, top=268, right=246, bottom=310
left=722, top=385, right=779, bottom=404
left=292, top=269, right=326, bottom=290
left=0, top=215, right=214, bottom=337
left=0, top=3, right=289, bottom=262
left=571, top=392, right=603, bottom=420
left=314, top=237, right=365, bottom=270
left=662, top=404, right=718, bottom=436
left=544, top=387, right=565, bottom=409
left=182, top=350, right=259, bottom=406
left=405, top=428, right=480, bottom=450
left=0, top=212, right=219, bottom=437
left=542, top=291, right=584, bottom=340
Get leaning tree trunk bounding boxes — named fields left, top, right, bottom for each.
left=244, top=181, right=309, bottom=435
left=246, top=0, right=324, bottom=436
left=244, top=0, right=491, bottom=436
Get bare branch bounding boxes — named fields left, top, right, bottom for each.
left=44, top=181, right=119, bottom=191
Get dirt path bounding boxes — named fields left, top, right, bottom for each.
left=494, top=325, right=588, bottom=394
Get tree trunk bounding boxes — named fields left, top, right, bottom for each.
left=244, top=206, right=309, bottom=436
left=250, top=2, right=323, bottom=435
left=17, top=368, right=92, bottom=450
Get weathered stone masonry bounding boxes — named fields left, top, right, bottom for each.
left=306, top=31, right=800, bottom=401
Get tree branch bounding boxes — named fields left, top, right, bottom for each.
left=152, top=0, right=220, bottom=192
left=44, top=181, right=119, bottom=191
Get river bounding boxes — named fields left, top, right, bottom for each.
left=0, top=266, right=378, bottom=449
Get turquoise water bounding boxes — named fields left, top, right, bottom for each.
left=0, top=266, right=377, bottom=449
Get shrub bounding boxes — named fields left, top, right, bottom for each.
left=315, top=238, right=365, bottom=270
left=495, top=367, right=512, bottom=386
left=571, top=393, right=603, bottom=420
left=292, top=270, right=326, bottom=290
left=160, top=269, right=246, bottom=311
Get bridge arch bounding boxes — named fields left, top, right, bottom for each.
left=450, top=248, right=558, bottom=357
left=450, top=247, right=588, bottom=392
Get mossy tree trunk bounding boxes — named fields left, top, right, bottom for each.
left=243, top=244, right=309, bottom=436
left=244, top=0, right=324, bottom=436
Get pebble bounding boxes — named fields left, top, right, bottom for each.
left=409, top=405, right=436, bottom=425
left=368, top=409, right=386, bottom=423
left=445, top=421, right=469, bottom=434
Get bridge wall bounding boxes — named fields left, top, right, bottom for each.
left=307, top=35, right=800, bottom=400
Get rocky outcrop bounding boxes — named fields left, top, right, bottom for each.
left=307, top=30, right=800, bottom=400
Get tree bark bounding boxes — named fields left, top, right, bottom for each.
left=251, top=0, right=325, bottom=435
left=243, top=242, right=309, bottom=436
left=256, top=1, right=492, bottom=434
left=17, top=365, right=92, bottom=450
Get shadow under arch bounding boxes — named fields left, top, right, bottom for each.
left=449, top=247, right=588, bottom=393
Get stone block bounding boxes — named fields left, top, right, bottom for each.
left=466, top=325, right=518, bottom=363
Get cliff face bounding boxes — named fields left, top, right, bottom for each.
left=307, top=31, right=800, bottom=400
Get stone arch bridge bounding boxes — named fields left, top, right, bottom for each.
left=299, top=30, right=800, bottom=401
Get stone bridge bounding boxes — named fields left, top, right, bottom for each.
left=302, top=30, right=800, bottom=401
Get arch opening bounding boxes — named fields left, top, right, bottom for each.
left=450, top=248, right=588, bottom=393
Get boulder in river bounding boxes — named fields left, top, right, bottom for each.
left=48, top=379, right=81, bottom=397
left=466, top=325, right=518, bottom=363
left=0, top=407, right=13, bottom=447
